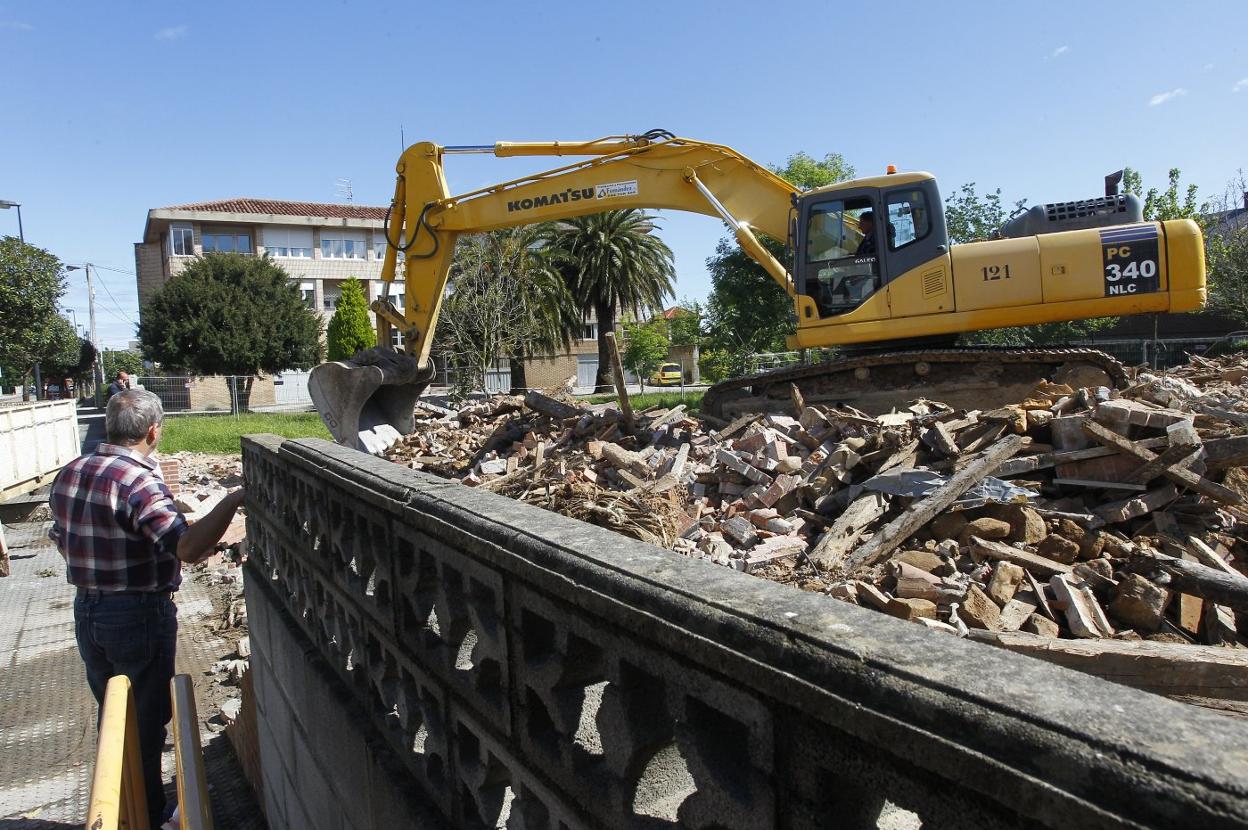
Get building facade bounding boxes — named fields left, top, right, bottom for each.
left=135, top=197, right=617, bottom=391
left=135, top=198, right=405, bottom=339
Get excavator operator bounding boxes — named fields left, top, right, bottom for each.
left=856, top=210, right=878, bottom=257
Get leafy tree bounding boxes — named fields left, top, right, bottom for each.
left=944, top=183, right=1027, bottom=244
left=41, top=322, right=96, bottom=388
left=697, top=348, right=738, bottom=384
left=667, top=301, right=704, bottom=347
left=1204, top=170, right=1248, bottom=324
left=0, top=236, right=67, bottom=397
left=139, top=253, right=322, bottom=408
left=540, top=210, right=675, bottom=392
left=622, top=320, right=670, bottom=392
left=435, top=228, right=578, bottom=399
left=704, top=236, right=792, bottom=363
left=963, top=320, right=1118, bottom=348
left=1123, top=167, right=1200, bottom=221
left=326, top=277, right=375, bottom=360
left=769, top=151, right=855, bottom=191
left=486, top=226, right=581, bottom=389
left=704, top=150, right=856, bottom=370
left=101, top=349, right=145, bottom=380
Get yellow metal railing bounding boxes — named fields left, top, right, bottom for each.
left=85, top=674, right=214, bottom=830
left=85, top=675, right=150, bottom=830
left=171, top=674, right=213, bottom=830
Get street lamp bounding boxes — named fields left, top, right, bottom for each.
left=0, top=200, right=23, bottom=242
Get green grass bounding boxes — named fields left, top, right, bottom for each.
left=160, top=412, right=331, bottom=455
left=585, top=389, right=704, bottom=413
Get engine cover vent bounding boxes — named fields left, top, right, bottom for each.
left=922, top=268, right=946, bottom=297
left=1000, top=193, right=1144, bottom=238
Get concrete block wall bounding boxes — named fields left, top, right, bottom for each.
left=246, top=564, right=446, bottom=830
left=242, top=434, right=1248, bottom=830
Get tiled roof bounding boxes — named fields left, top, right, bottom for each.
left=161, top=198, right=388, bottom=221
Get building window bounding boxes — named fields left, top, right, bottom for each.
left=202, top=232, right=252, bottom=254
left=323, top=294, right=339, bottom=310
left=263, top=226, right=313, bottom=258
left=582, top=323, right=598, bottom=340
left=299, top=281, right=315, bottom=310
left=169, top=224, right=194, bottom=256
left=321, top=232, right=365, bottom=259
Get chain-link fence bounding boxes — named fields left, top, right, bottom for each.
left=743, top=349, right=840, bottom=375
left=133, top=373, right=314, bottom=415
left=1071, top=337, right=1226, bottom=370
left=742, top=338, right=1232, bottom=377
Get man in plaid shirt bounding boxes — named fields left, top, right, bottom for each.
left=50, top=389, right=245, bottom=828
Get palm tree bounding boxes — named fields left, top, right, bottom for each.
left=540, top=210, right=676, bottom=391
left=437, top=227, right=579, bottom=396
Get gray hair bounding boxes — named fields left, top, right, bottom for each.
left=106, top=389, right=164, bottom=444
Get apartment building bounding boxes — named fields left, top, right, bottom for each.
left=134, top=198, right=405, bottom=338
left=135, top=197, right=615, bottom=390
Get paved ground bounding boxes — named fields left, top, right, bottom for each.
left=0, top=521, right=265, bottom=828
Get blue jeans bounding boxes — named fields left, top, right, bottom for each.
left=75, top=590, right=178, bottom=827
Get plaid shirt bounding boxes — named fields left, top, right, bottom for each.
left=49, top=444, right=189, bottom=592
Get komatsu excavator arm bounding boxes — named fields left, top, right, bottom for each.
left=311, top=132, right=802, bottom=451
left=378, top=132, right=798, bottom=365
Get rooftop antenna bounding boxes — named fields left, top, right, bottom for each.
left=335, top=178, right=354, bottom=203
left=400, top=124, right=405, bottom=152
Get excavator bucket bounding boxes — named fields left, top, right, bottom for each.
left=308, top=348, right=435, bottom=455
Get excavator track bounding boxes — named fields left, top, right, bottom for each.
left=701, top=348, right=1130, bottom=421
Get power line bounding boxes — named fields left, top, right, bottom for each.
left=87, top=266, right=139, bottom=325
left=94, top=264, right=137, bottom=276
left=96, top=281, right=136, bottom=324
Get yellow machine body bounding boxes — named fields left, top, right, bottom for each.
left=377, top=138, right=1205, bottom=364
left=790, top=215, right=1206, bottom=349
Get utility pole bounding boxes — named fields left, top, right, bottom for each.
left=86, top=264, right=102, bottom=405
left=67, top=263, right=103, bottom=405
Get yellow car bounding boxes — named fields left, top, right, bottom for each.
left=649, top=363, right=683, bottom=386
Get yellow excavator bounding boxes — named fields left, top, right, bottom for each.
left=309, top=130, right=1206, bottom=452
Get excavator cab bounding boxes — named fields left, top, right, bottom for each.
left=795, top=174, right=948, bottom=319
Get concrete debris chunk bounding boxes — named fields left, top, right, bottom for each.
left=375, top=351, right=1248, bottom=666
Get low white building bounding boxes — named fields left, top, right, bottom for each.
left=135, top=198, right=405, bottom=341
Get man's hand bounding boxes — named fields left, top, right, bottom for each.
left=176, top=488, right=247, bottom=564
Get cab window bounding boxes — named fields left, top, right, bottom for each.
left=886, top=189, right=931, bottom=251
left=805, top=197, right=878, bottom=318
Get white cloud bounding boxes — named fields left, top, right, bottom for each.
left=154, top=24, right=188, bottom=41
left=1233, top=78, right=1248, bottom=93
left=0, top=20, right=33, bottom=30
left=1148, top=88, right=1187, bottom=106
left=1050, top=45, right=1069, bottom=58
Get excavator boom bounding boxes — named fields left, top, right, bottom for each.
left=311, top=133, right=801, bottom=451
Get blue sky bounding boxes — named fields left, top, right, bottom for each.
left=1, top=0, right=1245, bottom=349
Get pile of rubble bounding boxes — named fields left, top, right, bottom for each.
left=384, top=355, right=1248, bottom=705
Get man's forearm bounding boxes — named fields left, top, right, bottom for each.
left=176, top=491, right=245, bottom=563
